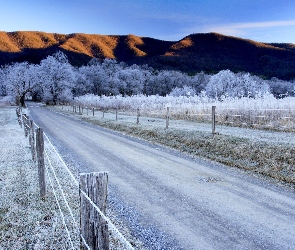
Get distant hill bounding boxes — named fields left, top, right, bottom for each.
left=0, top=31, right=295, bottom=80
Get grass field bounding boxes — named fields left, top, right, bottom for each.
left=52, top=104, right=295, bottom=187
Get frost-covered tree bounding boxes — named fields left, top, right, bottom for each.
left=39, top=51, right=76, bottom=104
left=205, top=70, right=270, bottom=99
left=99, top=59, right=122, bottom=96
left=205, top=70, right=236, bottom=98
left=145, top=70, right=187, bottom=96
left=2, top=62, right=41, bottom=107
left=268, top=77, right=295, bottom=97
left=169, top=85, right=196, bottom=97
left=83, top=59, right=107, bottom=95
left=0, top=66, right=7, bottom=97
left=75, top=66, right=96, bottom=96
left=116, top=65, right=145, bottom=96
left=191, top=71, right=211, bottom=94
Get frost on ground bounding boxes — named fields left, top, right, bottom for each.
left=51, top=105, right=295, bottom=187
left=0, top=106, right=146, bottom=249
left=0, top=107, right=79, bottom=249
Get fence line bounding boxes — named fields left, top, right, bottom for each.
left=44, top=151, right=76, bottom=249
left=40, top=112, right=135, bottom=249
left=44, top=148, right=79, bottom=229
left=18, top=109, right=134, bottom=250
left=42, top=132, right=79, bottom=187
left=79, top=187, right=134, bottom=249
left=67, top=103, right=295, bottom=132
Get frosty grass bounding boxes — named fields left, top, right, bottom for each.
left=0, top=107, right=144, bottom=249
left=0, top=107, right=73, bottom=248
left=1, top=103, right=294, bottom=249
left=52, top=104, right=295, bottom=187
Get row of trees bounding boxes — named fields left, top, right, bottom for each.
left=0, top=52, right=75, bottom=106
left=0, top=51, right=294, bottom=107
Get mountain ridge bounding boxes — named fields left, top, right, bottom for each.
left=0, top=31, right=294, bottom=79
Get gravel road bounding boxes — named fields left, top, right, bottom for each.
left=28, top=104, right=295, bottom=250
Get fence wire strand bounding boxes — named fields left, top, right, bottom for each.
left=32, top=119, right=134, bottom=249
left=44, top=148, right=79, bottom=230
left=43, top=132, right=79, bottom=187
left=80, top=189, right=134, bottom=250
left=44, top=148, right=92, bottom=250
left=44, top=152, right=75, bottom=250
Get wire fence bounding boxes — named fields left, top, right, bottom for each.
left=16, top=103, right=295, bottom=248
left=16, top=107, right=134, bottom=250
left=69, top=103, right=295, bottom=132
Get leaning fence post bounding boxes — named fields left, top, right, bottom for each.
left=36, top=128, right=46, bottom=198
left=166, top=107, right=170, bottom=129
left=136, top=108, right=140, bottom=125
left=212, top=106, right=216, bottom=135
left=80, top=172, right=109, bottom=250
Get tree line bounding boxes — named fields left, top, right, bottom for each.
left=0, top=51, right=294, bottom=107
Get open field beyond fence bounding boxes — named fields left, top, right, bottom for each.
left=51, top=103, right=295, bottom=186
left=73, top=94, right=295, bottom=132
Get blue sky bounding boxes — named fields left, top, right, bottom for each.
left=1, top=0, right=295, bottom=43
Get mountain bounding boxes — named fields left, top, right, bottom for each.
left=0, top=31, right=295, bottom=80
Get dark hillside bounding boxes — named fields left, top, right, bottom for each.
left=0, top=31, right=294, bottom=79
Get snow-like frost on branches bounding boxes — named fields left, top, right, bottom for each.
left=0, top=52, right=294, bottom=106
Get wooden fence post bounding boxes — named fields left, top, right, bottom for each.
left=28, top=118, right=32, bottom=145
left=23, top=114, right=29, bottom=137
left=80, top=172, right=109, bottom=250
left=136, top=108, right=140, bottom=125
left=29, top=120, right=36, bottom=161
left=36, top=128, right=46, bottom=198
left=26, top=115, right=30, bottom=137
left=116, top=108, right=118, bottom=121
left=22, top=114, right=26, bottom=134
left=212, top=106, right=216, bottom=135
left=92, top=108, right=95, bottom=116
left=166, top=107, right=170, bottom=129
left=16, top=108, right=22, bottom=127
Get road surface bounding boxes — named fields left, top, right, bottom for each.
left=28, top=104, right=295, bottom=250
